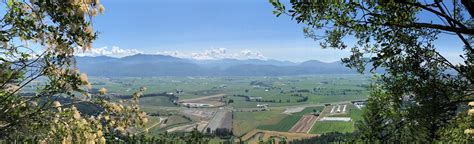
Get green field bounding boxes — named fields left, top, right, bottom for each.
left=233, top=109, right=286, bottom=136
left=70, top=75, right=369, bottom=110
left=257, top=106, right=324, bottom=132
left=257, top=114, right=301, bottom=132
left=309, top=121, right=355, bottom=134
left=310, top=104, right=363, bottom=134
left=84, top=75, right=368, bottom=136
left=23, top=75, right=368, bottom=136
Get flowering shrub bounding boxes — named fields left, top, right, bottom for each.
left=0, top=0, right=152, bottom=143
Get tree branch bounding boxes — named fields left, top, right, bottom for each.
left=401, top=1, right=470, bottom=31
left=383, top=22, right=474, bottom=35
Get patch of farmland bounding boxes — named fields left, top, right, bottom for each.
left=289, top=115, right=318, bottom=133
left=166, top=123, right=195, bottom=133
left=257, top=114, right=301, bottom=132
left=298, top=106, right=325, bottom=114
left=138, top=97, right=182, bottom=113
left=147, top=115, right=193, bottom=136
left=158, top=115, right=192, bottom=129
left=179, top=94, right=226, bottom=107
left=205, top=109, right=232, bottom=131
left=309, top=121, right=355, bottom=134
left=306, top=104, right=362, bottom=135
left=257, top=106, right=324, bottom=132
left=282, top=107, right=305, bottom=114
left=221, top=111, right=233, bottom=129
left=326, top=104, right=362, bottom=120
left=233, top=109, right=285, bottom=136
left=182, top=109, right=216, bottom=119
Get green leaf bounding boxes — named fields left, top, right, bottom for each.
left=7, top=0, right=13, bottom=7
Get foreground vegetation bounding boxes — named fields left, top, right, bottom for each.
left=271, top=0, right=474, bottom=142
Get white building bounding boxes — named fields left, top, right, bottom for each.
left=257, top=104, right=269, bottom=108
left=319, top=117, right=352, bottom=122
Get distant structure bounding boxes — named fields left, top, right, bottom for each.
left=248, top=96, right=263, bottom=101
left=182, top=103, right=213, bottom=108
left=257, top=104, right=269, bottom=108
left=319, top=117, right=351, bottom=122
left=351, top=100, right=367, bottom=109
left=336, top=105, right=341, bottom=113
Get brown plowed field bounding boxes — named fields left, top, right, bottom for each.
left=289, top=115, right=318, bottom=133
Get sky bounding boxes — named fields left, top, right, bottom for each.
left=81, top=0, right=465, bottom=63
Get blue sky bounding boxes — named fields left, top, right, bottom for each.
left=87, top=0, right=464, bottom=63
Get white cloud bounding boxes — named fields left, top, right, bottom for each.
left=75, top=46, right=142, bottom=57
left=157, top=48, right=267, bottom=60
left=76, top=46, right=267, bottom=60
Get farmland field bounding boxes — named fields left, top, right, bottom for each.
left=309, top=104, right=363, bottom=134
left=233, top=109, right=286, bottom=136
left=82, top=75, right=368, bottom=139
left=24, top=74, right=369, bottom=141
left=65, top=75, right=370, bottom=109
left=309, top=121, right=355, bottom=134
left=257, top=106, right=324, bottom=132
left=289, top=115, right=318, bottom=133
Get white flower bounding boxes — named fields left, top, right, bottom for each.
left=80, top=73, right=89, bottom=84
left=99, top=88, right=107, bottom=95
left=468, top=101, right=474, bottom=107
left=53, top=101, right=61, bottom=107
left=468, top=109, right=474, bottom=116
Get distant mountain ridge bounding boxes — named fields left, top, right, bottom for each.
left=75, top=54, right=358, bottom=76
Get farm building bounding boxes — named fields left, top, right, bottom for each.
left=257, top=104, right=269, bottom=108
left=319, top=117, right=352, bottom=122
left=182, top=103, right=214, bottom=108
left=351, top=100, right=367, bottom=109
left=248, top=96, right=263, bottom=101
left=351, top=100, right=367, bottom=105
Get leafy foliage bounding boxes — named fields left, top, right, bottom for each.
left=0, top=0, right=210, bottom=143
left=271, top=0, right=474, bottom=142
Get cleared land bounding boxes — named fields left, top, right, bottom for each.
left=221, top=111, right=233, bottom=130
left=206, top=108, right=231, bottom=131
left=289, top=115, right=318, bottom=133
left=180, top=93, right=226, bottom=102
left=282, top=107, right=305, bottom=114
left=179, top=94, right=226, bottom=107
left=182, top=109, right=216, bottom=119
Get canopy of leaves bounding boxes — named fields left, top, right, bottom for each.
left=271, top=0, right=474, bottom=142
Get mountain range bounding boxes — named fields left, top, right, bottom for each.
left=75, top=54, right=359, bottom=76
